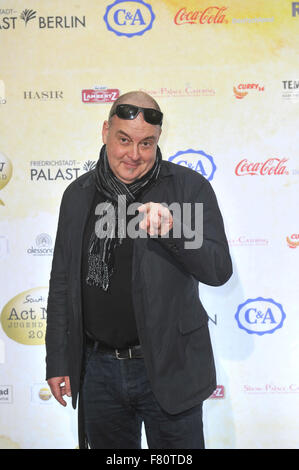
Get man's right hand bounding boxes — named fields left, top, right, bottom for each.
left=47, top=376, right=71, bottom=407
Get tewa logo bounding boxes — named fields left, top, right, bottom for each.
left=169, top=149, right=216, bottom=181
left=103, top=0, right=155, bottom=37
left=235, top=297, right=286, bottom=336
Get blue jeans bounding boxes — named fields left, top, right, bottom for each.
left=81, top=343, right=205, bottom=449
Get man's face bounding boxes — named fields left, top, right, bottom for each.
left=102, top=111, right=161, bottom=184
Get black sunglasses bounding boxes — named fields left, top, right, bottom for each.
left=110, top=104, right=163, bottom=126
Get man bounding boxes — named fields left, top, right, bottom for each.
left=46, top=91, right=232, bottom=449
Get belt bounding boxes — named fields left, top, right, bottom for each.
left=85, top=334, right=143, bottom=360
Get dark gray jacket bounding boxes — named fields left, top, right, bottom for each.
left=45, top=160, right=232, bottom=447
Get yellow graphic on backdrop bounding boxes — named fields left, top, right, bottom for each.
left=0, top=152, right=13, bottom=206
left=0, top=287, right=48, bottom=345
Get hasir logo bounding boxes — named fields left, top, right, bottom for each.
left=169, top=149, right=216, bottom=181
left=235, top=158, right=289, bottom=176
left=235, top=297, right=286, bottom=336
left=103, top=0, right=155, bottom=37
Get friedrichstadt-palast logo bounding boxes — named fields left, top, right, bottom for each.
left=235, top=297, right=286, bottom=336
left=168, top=149, right=216, bottom=181
left=0, top=151, right=13, bottom=206
left=29, top=159, right=96, bottom=181
left=0, top=287, right=48, bottom=345
left=0, top=8, right=86, bottom=30
left=103, top=0, right=155, bottom=37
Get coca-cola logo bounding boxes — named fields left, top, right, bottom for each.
left=174, top=6, right=228, bottom=25
left=286, top=234, right=299, bottom=249
left=235, top=158, right=289, bottom=176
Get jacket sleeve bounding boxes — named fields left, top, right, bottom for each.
left=155, top=178, right=233, bottom=286
left=45, top=191, right=70, bottom=380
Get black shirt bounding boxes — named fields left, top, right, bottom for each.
left=81, top=191, right=139, bottom=349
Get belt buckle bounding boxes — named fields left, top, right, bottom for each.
left=115, top=348, right=132, bottom=360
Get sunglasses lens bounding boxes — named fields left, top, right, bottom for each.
left=117, top=104, right=138, bottom=120
left=114, top=104, right=163, bottom=125
left=144, top=109, right=163, bottom=125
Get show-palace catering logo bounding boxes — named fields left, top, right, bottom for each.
left=233, top=83, right=265, bottom=99
left=0, top=8, right=86, bottom=30
left=174, top=6, right=229, bottom=25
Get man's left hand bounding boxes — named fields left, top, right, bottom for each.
left=138, top=202, right=173, bottom=236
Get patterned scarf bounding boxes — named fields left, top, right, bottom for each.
left=86, top=144, right=162, bottom=291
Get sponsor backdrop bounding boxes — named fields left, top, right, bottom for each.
left=0, top=0, right=298, bottom=449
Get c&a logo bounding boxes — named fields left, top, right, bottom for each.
left=235, top=297, right=286, bottom=336
left=168, top=149, right=216, bottom=181
left=103, top=0, right=155, bottom=37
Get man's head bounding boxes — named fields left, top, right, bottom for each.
left=102, top=91, right=162, bottom=184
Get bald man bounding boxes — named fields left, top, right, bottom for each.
left=46, top=91, right=232, bottom=449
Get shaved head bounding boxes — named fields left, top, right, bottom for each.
left=108, top=91, right=161, bottom=123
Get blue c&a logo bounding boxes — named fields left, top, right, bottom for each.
left=235, top=297, right=286, bottom=336
left=168, top=149, right=217, bottom=181
left=103, top=0, right=155, bottom=38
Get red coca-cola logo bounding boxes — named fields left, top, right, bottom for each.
left=174, top=6, right=228, bottom=25
left=82, top=88, right=119, bottom=103
left=235, top=158, right=289, bottom=176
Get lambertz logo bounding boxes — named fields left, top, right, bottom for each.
left=169, top=149, right=216, bottom=181
left=235, top=297, right=286, bottom=336
left=103, top=0, right=155, bottom=37
left=82, top=87, right=120, bottom=103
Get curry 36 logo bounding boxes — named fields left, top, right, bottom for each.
left=169, top=149, right=217, bottom=181
left=233, top=83, right=264, bottom=99
left=235, top=297, right=286, bottom=336
left=286, top=233, right=299, bottom=249
left=103, top=0, right=155, bottom=37
left=0, top=151, right=13, bottom=206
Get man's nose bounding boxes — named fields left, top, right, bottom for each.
left=128, top=144, right=140, bottom=161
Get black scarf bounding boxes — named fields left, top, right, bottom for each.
left=86, top=144, right=162, bottom=291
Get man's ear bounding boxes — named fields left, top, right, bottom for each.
left=102, top=120, right=109, bottom=144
